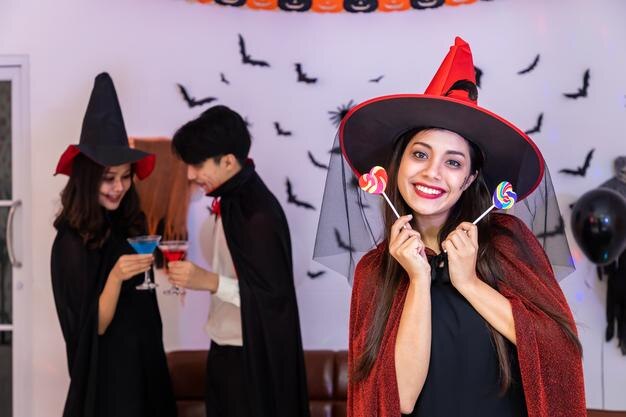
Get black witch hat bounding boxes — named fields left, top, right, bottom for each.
left=55, top=72, right=155, bottom=179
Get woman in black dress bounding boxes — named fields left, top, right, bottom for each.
left=315, top=38, right=586, bottom=417
left=50, top=73, right=176, bottom=417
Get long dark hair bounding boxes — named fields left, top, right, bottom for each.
left=54, top=154, right=145, bottom=248
left=353, top=128, right=582, bottom=392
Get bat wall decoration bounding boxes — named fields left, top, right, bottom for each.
left=334, top=227, right=355, bottom=252
left=307, top=151, right=329, bottom=170
left=563, top=69, right=590, bottom=99
left=176, top=84, right=217, bottom=108
left=238, top=34, right=271, bottom=67
left=274, top=122, right=293, bottom=136
left=474, top=66, right=483, bottom=88
left=559, top=149, right=594, bottom=177
left=535, top=216, right=565, bottom=239
left=518, top=54, right=540, bottom=75
left=524, top=113, right=543, bottom=135
left=286, top=178, right=316, bottom=210
left=295, top=63, right=318, bottom=84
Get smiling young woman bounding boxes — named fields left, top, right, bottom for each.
left=50, top=73, right=175, bottom=417
left=315, top=37, right=586, bottom=417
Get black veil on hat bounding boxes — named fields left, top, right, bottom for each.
left=55, top=72, right=155, bottom=179
left=314, top=37, right=574, bottom=283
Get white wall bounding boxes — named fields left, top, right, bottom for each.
left=1, top=0, right=626, bottom=414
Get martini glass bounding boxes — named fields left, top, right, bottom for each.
left=158, top=240, right=189, bottom=295
left=127, top=235, right=161, bottom=290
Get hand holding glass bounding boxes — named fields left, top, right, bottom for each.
left=159, top=240, right=189, bottom=295
left=127, top=235, right=161, bottom=290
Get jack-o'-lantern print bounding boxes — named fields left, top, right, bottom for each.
left=411, top=0, right=443, bottom=9
left=312, top=0, right=343, bottom=12
left=344, top=0, right=378, bottom=12
left=379, top=0, right=409, bottom=12
left=247, top=0, right=278, bottom=9
left=445, top=0, right=477, bottom=6
left=279, top=0, right=312, bottom=11
left=215, top=0, right=246, bottom=7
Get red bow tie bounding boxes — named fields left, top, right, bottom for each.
left=210, top=198, right=221, bottom=218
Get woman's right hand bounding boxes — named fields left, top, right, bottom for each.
left=389, top=215, right=431, bottom=282
left=108, top=254, right=154, bottom=283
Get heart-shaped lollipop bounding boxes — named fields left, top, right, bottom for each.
left=359, top=166, right=388, bottom=194
left=358, top=166, right=401, bottom=219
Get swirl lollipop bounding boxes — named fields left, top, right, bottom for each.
left=493, top=181, right=517, bottom=209
left=358, top=166, right=401, bottom=219
left=472, top=181, right=518, bottom=225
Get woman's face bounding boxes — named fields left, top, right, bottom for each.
left=98, top=163, right=132, bottom=211
left=397, top=129, right=476, bottom=221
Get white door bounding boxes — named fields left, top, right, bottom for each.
left=0, top=58, right=32, bottom=417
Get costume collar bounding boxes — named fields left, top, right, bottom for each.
left=425, top=247, right=450, bottom=284
left=208, top=159, right=256, bottom=198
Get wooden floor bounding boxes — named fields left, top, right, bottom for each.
left=589, top=410, right=626, bottom=417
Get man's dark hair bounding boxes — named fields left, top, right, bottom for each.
left=171, top=105, right=251, bottom=166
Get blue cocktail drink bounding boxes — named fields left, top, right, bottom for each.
left=127, top=235, right=161, bottom=290
left=129, top=240, right=159, bottom=255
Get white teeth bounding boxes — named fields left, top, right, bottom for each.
left=415, top=185, right=443, bottom=195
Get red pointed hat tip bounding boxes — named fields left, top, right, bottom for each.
left=454, top=36, right=469, bottom=46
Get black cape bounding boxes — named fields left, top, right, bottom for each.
left=209, top=161, right=310, bottom=417
left=50, top=217, right=176, bottom=417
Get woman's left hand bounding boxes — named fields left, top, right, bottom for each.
left=442, top=222, right=480, bottom=291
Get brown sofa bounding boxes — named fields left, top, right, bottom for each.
left=167, top=350, right=624, bottom=417
left=167, top=350, right=347, bottom=417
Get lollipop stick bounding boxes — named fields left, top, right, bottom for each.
left=472, top=204, right=495, bottom=225
left=382, top=192, right=401, bottom=219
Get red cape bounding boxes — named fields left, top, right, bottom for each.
left=348, top=213, right=586, bottom=417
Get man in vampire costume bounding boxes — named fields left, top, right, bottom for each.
left=167, top=105, right=310, bottom=417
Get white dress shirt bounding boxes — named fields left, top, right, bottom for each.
left=204, top=216, right=243, bottom=346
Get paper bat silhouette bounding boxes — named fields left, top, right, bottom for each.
left=286, top=178, right=316, bottom=210
left=307, top=270, right=326, bottom=279
left=308, top=151, right=329, bottom=170
left=559, top=149, right=594, bottom=176
left=238, top=34, right=270, bottom=67
left=334, top=228, right=355, bottom=252
left=474, top=66, right=483, bottom=88
left=295, top=63, right=317, bottom=84
left=518, top=54, right=540, bottom=75
left=176, top=84, right=217, bottom=108
left=274, top=122, right=292, bottom=136
left=329, top=146, right=342, bottom=155
left=524, top=113, right=543, bottom=135
left=535, top=216, right=565, bottom=239
left=563, top=69, right=590, bottom=99
left=369, top=75, right=384, bottom=83
left=220, top=73, right=230, bottom=85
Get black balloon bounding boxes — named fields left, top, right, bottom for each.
left=571, top=188, right=626, bottom=265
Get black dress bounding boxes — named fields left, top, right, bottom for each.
left=51, top=220, right=176, bottom=417
left=403, top=253, right=527, bottom=417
